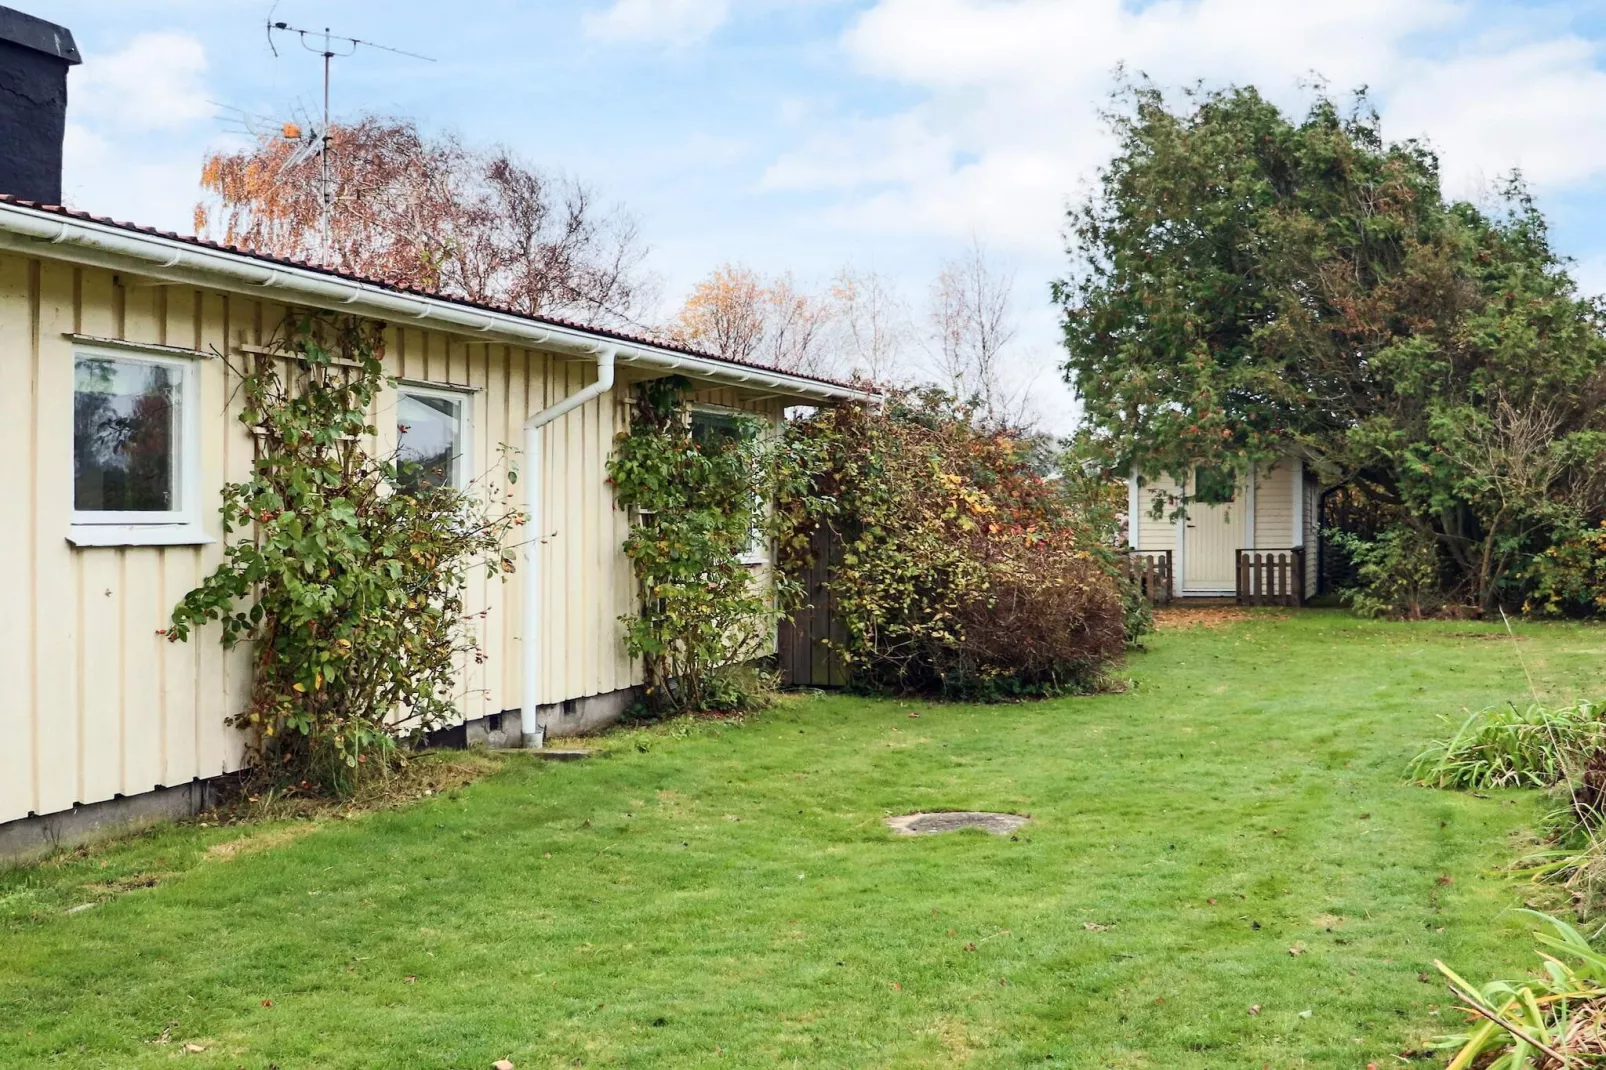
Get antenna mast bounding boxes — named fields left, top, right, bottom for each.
left=266, top=17, right=434, bottom=264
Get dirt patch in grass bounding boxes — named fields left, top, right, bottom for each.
left=86, top=871, right=175, bottom=895
left=202, top=748, right=518, bottom=827
left=1153, top=606, right=1256, bottom=629
left=205, top=823, right=321, bottom=861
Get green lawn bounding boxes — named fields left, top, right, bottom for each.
left=6, top=611, right=1606, bottom=1068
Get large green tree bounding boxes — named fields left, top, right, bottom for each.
left=1057, top=82, right=1606, bottom=609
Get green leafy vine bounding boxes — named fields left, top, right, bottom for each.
left=166, top=314, right=519, bottom=794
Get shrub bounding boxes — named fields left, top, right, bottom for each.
left=1332, top=524, right=1449, bottom=619
left=1430, top=911, right=1606, bottom=1066
left=1407, top=702, right=1606, bottom=791
left=781, top=391, right=1129, bottom=699
left=945, top=539, right=1129, bottom=699
left=1526, top=521, right=1606, bottom=617
left=166, top=316, right=518, bottom=795
left=607, top=377, right=801, bottom=716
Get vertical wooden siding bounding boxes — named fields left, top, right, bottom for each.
left=0, top=253, right=784, bottom=823
left=1252, top=460, right=1295, bottom=548
left=1135, top=474, right=1181, bottom=553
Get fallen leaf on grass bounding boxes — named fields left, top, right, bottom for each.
left=1248, top=1005, right=1261, bottom=1016
left=183, top=1043, right=206, bottom=1053
left=1287, top=943, right=1307, bottom=957
left=1083, top=922, right=1114, bottom=932
left=493, top=1061, right=515, bottom=1070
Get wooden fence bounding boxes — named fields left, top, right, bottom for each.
left=1124, top=550, right=1174, bottom=605
left=777, top=526, right=850, bottom=688
left=1236, top=548, right=1306, bottom=607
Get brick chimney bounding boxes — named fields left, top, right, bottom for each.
left=0, top=6, right=81, bottom=204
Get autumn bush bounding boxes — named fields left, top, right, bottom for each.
left=781, top=391, right=1130, bottom=700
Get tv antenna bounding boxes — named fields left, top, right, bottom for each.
left=265, top=9, right=435, bottom=262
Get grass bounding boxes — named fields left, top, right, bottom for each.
left=4, top=610, right=1606, bottom=1068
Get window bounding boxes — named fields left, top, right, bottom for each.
left=397, top=386, right=471, bottom=492
left=1193, top=466, right=1236, bottom=506
left=690, top=407, right=767, bottom=565
left=70, top=346, right=205, bottom=547
left=690, top=409, right=743, bottom=449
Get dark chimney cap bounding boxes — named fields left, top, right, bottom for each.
left=0, top=6, right=81, bottom=65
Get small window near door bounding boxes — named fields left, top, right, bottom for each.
left=397, top=387, right=469, bottom=492
left=1193, top=466, right=1236, bottom=505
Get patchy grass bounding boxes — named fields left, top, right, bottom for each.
left=3, top=611, right=1605, bottom=1068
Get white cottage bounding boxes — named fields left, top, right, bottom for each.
left=1127, top=458, right=1320, bottom=602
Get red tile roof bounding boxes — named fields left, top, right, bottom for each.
left=0, top=193, right=869, bottom=394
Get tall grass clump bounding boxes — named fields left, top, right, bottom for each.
left=1431, top=911, right=1606, bottom=1067
left=1407, top=702, right=1606, bottom=791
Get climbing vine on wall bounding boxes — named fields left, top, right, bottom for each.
left=607, top=376, right=814, bottom=715
left=166, top=314, right=519, bottom=795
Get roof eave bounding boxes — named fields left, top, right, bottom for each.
left=0, top=200, right=874, bottom=405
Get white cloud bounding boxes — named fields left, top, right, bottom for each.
left=71, top=32, right=212, bottom=133
left=62, top=32, right=216, bottom=231
left=1386, top=35, right=1606, bottom=196
left=764, top=0, right=1606, bottom=257
left=583, top=0, right=731, bottom=47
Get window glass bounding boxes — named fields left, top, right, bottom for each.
left=74, top=356, right=178, bottom=513
left=1193, top=466, right=1236, bottom=505
left=690, top=409, right=765, bottom=562
left=398, top=391, right=464, bottom=491
left=690, top=410, right=743, bottom=449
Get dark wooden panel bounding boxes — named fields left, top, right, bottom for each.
left=778, top=525, right=848, bottom=689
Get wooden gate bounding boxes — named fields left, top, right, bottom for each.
left=777, top=526, right=849, bottom=688
left=1124, top=550, right=1174, bottom=604
left=1236, top=548, right=1306, bottom=606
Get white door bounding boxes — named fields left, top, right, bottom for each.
left=1183, top=467, right=1241, bottom=592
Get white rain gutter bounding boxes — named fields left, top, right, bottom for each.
left=520, top=344, right=616, bottom=748
left=0, top=201, right=874, bottom=404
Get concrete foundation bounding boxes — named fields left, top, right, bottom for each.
left=4, top=686, right=640, bottom=865
left=0, top=778, right=228, bottom=866
left=454, top=686, right=642, bottom=750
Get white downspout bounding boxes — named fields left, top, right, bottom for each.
left=521, top=345, right=617, bottom=748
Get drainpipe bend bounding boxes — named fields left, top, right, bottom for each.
left=519, top=345, right=617, bottom=747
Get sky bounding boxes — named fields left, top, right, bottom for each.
left=23, top=0, right=1606, bottom=432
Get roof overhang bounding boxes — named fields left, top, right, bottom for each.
left=0, top=200, right=874, bottom=405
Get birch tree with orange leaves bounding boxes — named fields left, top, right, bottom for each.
left=672, top=263, right=841, bottom=375
left=196, top=115, right=652, bottom=328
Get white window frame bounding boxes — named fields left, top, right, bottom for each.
left=68, top=342, right=208, bottom=548
left=689, top=403, right=770, bottom=566
left=396, top=382, right=474, bottom=491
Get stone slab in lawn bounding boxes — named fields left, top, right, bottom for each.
left=885, top=811, right=1029, bottom=836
